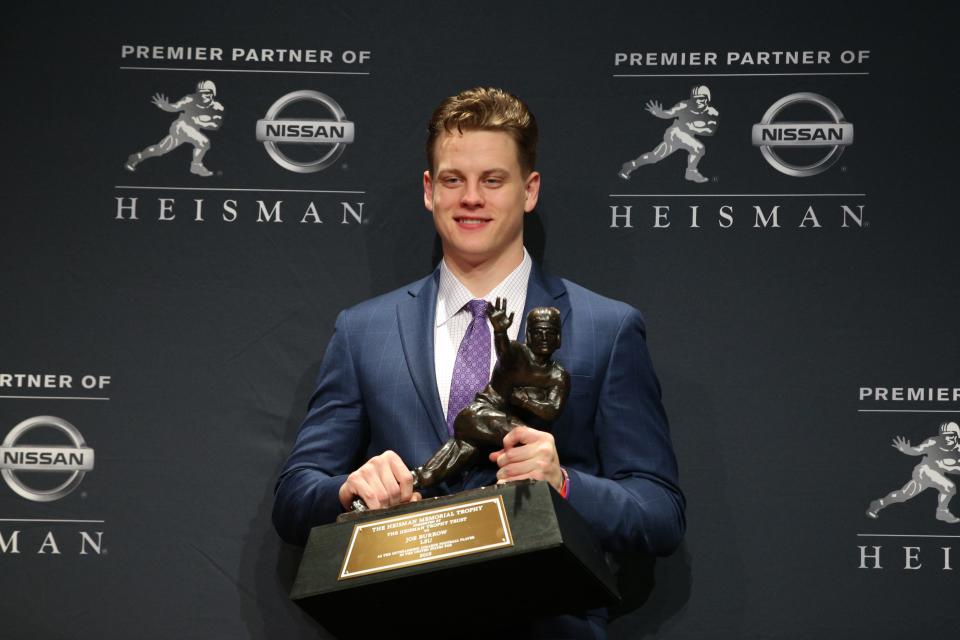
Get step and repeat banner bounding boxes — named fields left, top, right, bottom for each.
left=2, top=2, right=956, bottom=638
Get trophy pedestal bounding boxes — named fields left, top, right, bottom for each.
left=290, top=480, right=620, bottom=636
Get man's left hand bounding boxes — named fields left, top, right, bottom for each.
left=488, top=426, right=562, bottom=491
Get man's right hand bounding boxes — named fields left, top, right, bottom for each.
left=338, top=450, right=422, bottom=511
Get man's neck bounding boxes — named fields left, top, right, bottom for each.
left=441, top=245, right=525, bottom=298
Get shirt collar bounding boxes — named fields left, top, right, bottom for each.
left=435, top=248, right=532, bottom=327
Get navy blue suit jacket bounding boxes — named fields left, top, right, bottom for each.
left=274, top=264, right=685, bottom=557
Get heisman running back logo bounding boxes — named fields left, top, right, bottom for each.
left=125, top=80, right=224, bottom=177
left=867, top=422, right=960, bottom=524
left=618, top=85, right=719, bottom=184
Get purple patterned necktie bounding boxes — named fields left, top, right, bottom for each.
left=446, top=299, right=491, bottom=435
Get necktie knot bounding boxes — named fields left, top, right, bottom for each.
left=465, top=299, right=489, bottom=319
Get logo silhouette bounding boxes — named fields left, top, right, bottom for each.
left=867, top=422, right=960, bottom=524
left=619, top=85, right=718, bottom=184
left=125, top=80, right=224, bottom=177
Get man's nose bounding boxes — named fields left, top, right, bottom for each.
left=460, top=181, right=484, bottom=208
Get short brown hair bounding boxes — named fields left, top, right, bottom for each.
left=426, top=87, right=538, bottom=174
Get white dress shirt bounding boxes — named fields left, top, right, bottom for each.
left=434, top=249, right=532, bottom=419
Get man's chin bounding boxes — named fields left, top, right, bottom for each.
left=440, top=242, right=499, bottom=264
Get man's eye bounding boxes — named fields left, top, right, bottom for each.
left=484, top=178, right=503, bottom=187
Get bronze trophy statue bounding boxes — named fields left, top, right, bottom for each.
left=351, top=298, right=570, bottom=512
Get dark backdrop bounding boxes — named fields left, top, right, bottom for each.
left=2, top=2, right=957, bottom=638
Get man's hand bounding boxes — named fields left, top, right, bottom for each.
left=487, top=296, right=514, bottom=333
left=338, top=450, right=422, bottom=511
left=488, top=426, right=563, bottom=491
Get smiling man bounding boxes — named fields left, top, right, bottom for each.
left=273, top=87, right=685, bottom=638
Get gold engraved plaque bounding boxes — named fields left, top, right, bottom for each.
left=339, top=495, right=514, bottom=580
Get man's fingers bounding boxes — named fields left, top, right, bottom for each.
left=372, top=451, right=415, bottom=506
left=341, top=450, right=420, bottom=511
left=503, top=425, right=542, bottom=448
left=495, top=427, right=561, bottom=489
left=497, top=472, right=541, bottom=485
left=502, top=426, right=523, bottom=448
left=386, top=451, right=414, bottom=503
left=350, top=474, right=385, bottom=510
left=339, top=476, right=362, bottom=510
left=496, top=441, right=540, bottom=466
left=496, top=458, right=544, bottom=481
left=374, top=461, right=402, bottom=506
left=492, top=439, right=549, bottom=466
left=360, top=467, right=391, bottom=509
left=501, top=427, right=555, bottom=462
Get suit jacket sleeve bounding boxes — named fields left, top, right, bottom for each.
left=565, top=307, right=686, bottom=556
left=272, top=310, right=367, bottom=545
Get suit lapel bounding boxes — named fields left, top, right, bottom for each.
left=520, top=263, right=570, bottom=338
left=396, top=269, right=449, bottom=445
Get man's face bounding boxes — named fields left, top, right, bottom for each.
left=199, top=90, right=214, bottom=106
left=693, top=95, right=708, bottom=110
left=423, top=130, right=540, bottom=268
left=946, top=432, right=959, bottom=449
left=526, top=321, right=560, bottom=357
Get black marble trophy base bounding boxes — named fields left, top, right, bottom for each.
left=290, top=480, right=621, bottom=637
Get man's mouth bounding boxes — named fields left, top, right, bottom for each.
left=454, top=216, right=491, bottom=227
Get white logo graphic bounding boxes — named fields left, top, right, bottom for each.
left=125, top=80, right=225, bottom=177
left=867, top=422, right=960, bottom=524
left=751, top=92, right=853, bottom=177
left=256, top=90, right=355, bottom=173
left=618, top=85, right=719, bottom=184
left=0, top=416, right=95, bottom=502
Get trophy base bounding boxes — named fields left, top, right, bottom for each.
left=291, top=480, right=621, bottom=636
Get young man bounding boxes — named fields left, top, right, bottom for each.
left=274, top=87, right=685, bottom=637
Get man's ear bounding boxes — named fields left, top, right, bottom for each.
left=423, top=170, right=434, bottom=212
left=523, top=171, right=541, bottom=213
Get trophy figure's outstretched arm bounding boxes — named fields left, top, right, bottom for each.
left=489, top=297, right=516, bottom=365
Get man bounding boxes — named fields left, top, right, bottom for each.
left=618, top=85, right=718, bottom=183
left=274, top=87, right=685, bottom=637
left=867, top=422, right=960, bottom=523
left=125, top=80, right=223, bottom=177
